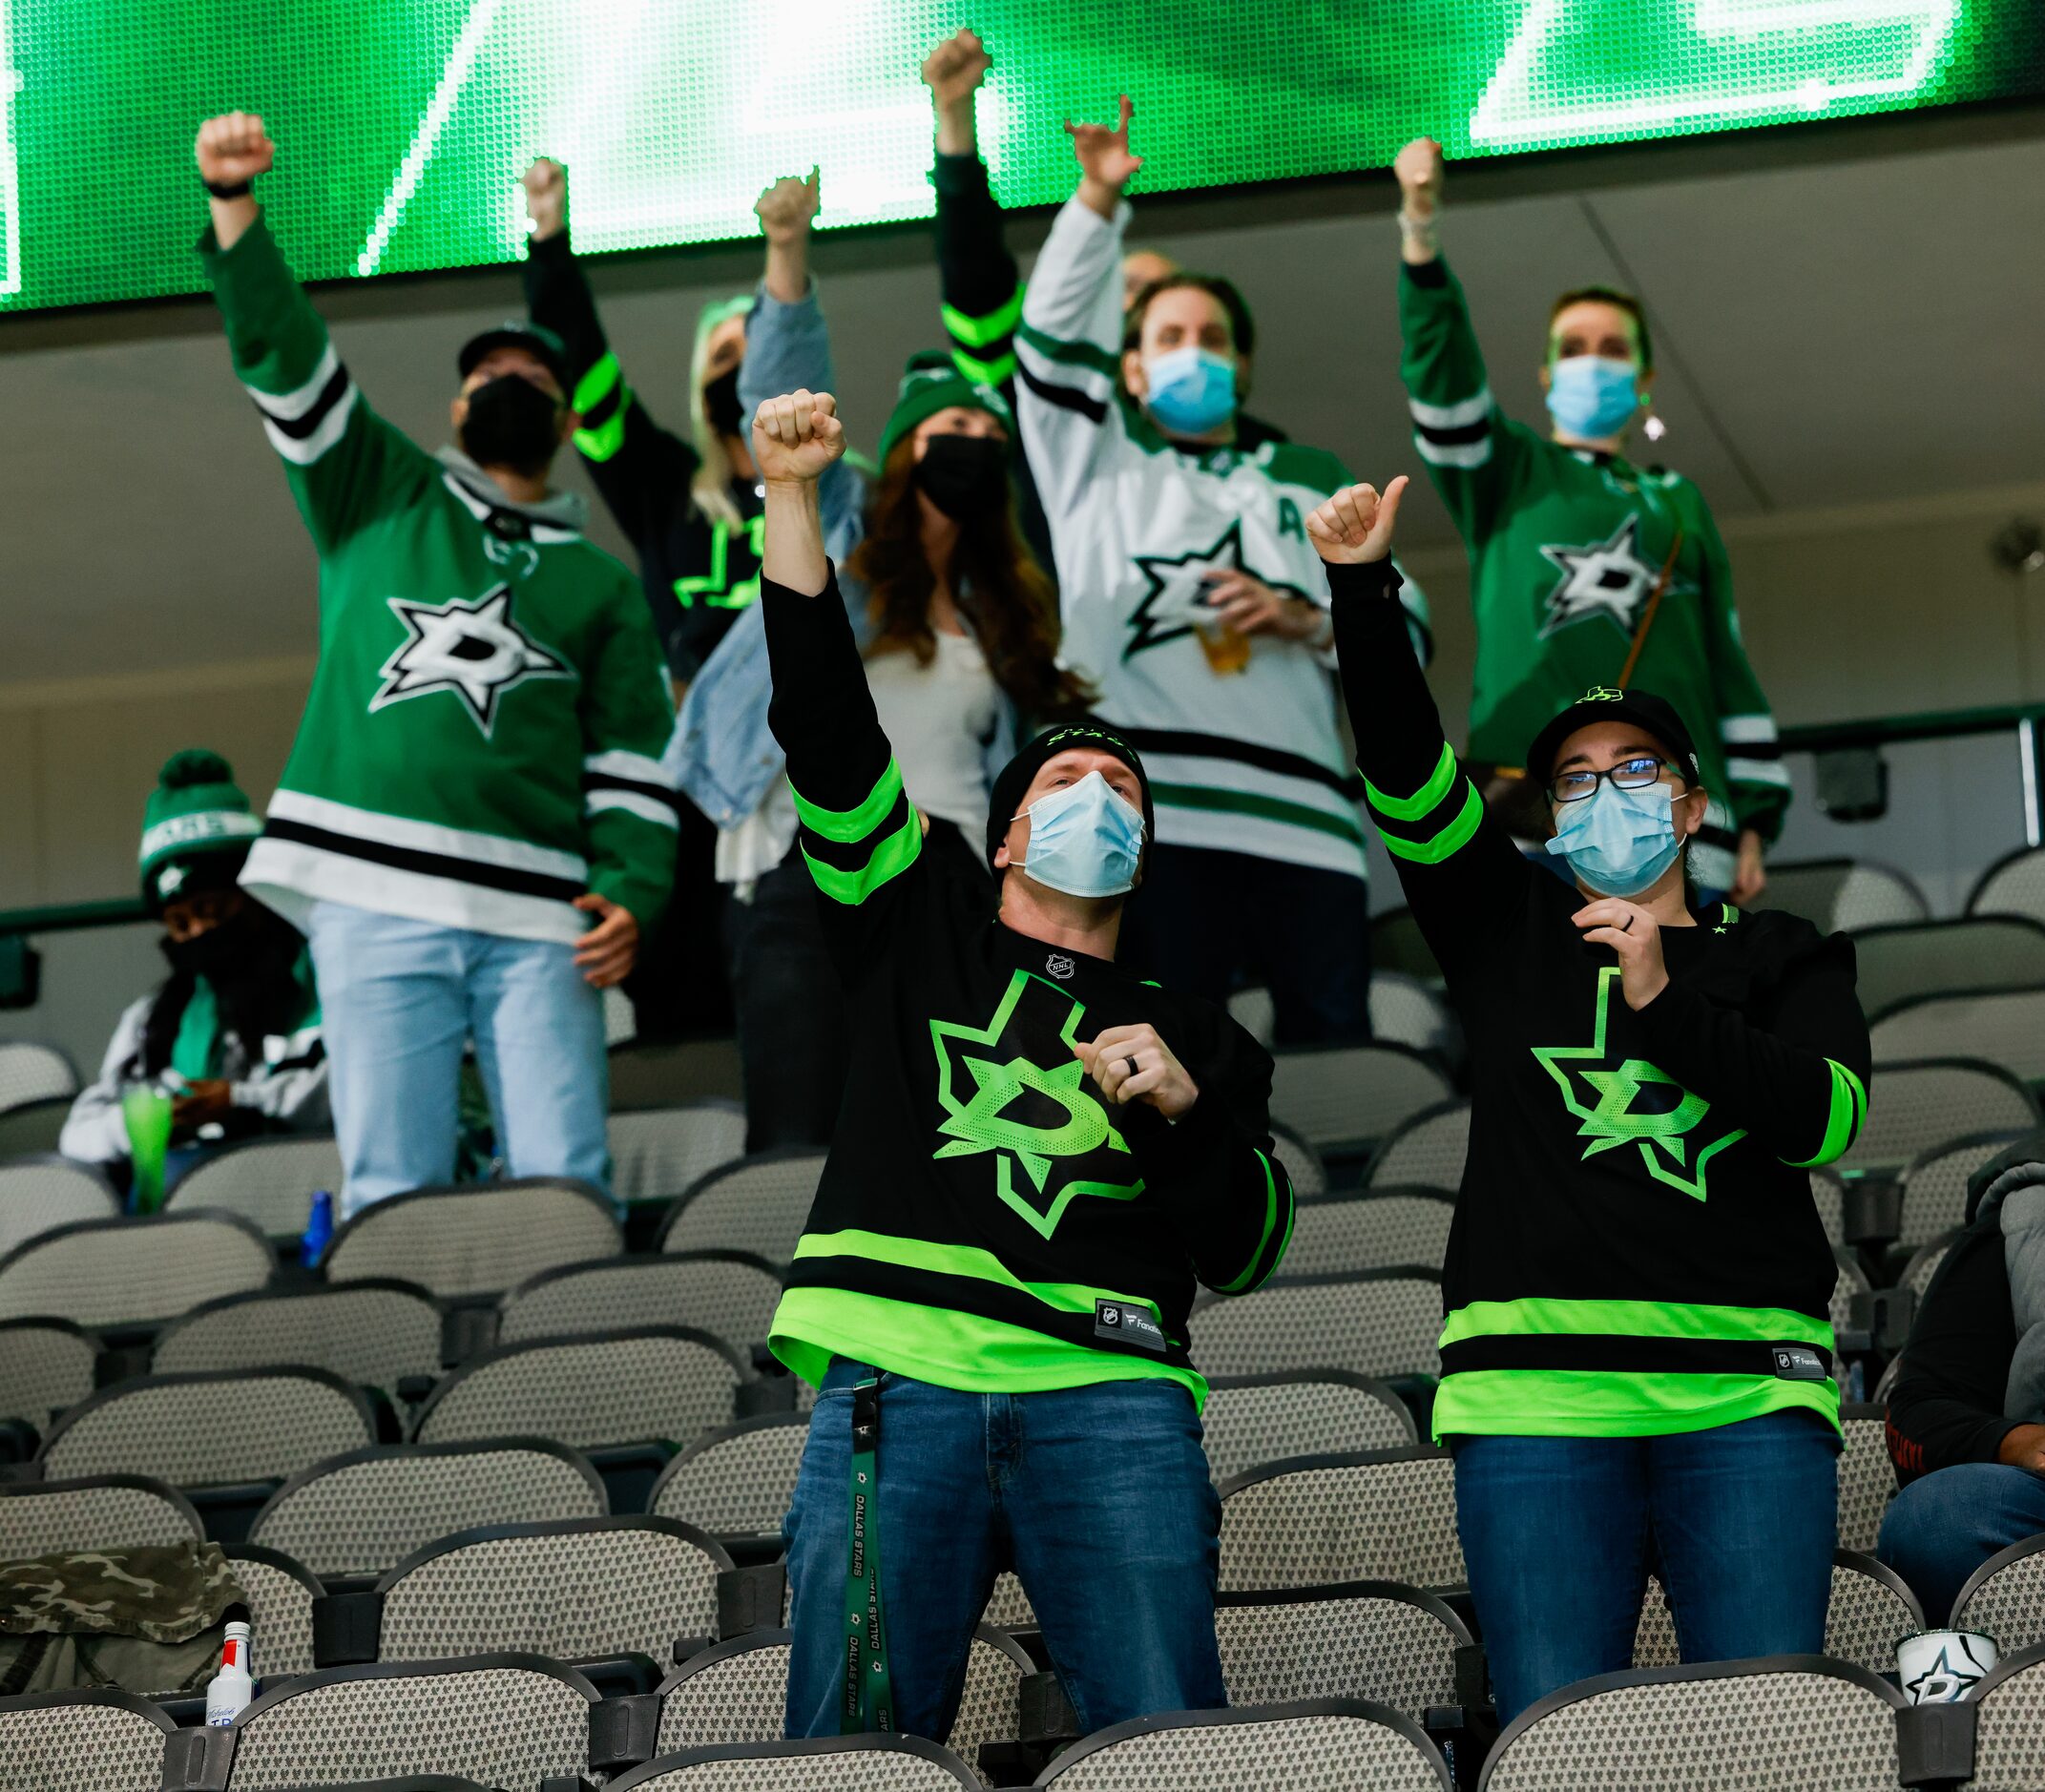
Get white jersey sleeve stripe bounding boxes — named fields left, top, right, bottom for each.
left=1725, top=757, right=1793, bottom=787
left=1720, top=714, right=1782, bottom=743
left=1408, top=386, right=1493, bottom=430
left=244, top=340, right=344, bottom=421
left=261, top=382, right=360, bottom=466
left=1415, top=433, right=1492, bottom=469
left=586, top=788, right=681, bottom=829
left=583, top=749, right=674, bottom=786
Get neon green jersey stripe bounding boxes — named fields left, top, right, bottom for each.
left=1016, top=321, right=1119, bottom=381
left=1440, top=1296, right=1834, bottom=1350
left=1785, top=1060, right=1867, bottom=1168
left=794, top=1227, right=1160, bottom=1317
left=1215, top=1150, right=1284, bottom=1295
left=574, top=397, right=630, bottom=465
left=788, top=759, right=905, bottom=844
left=1378, top=782, right=1483, bottom=865
left=1364, top=741, right=1458, bottom=821
left=1147, top=781, right=1366, bottom=846
left=800, top=808, right=921, bottom=906
left=943, top=288, right=1025, bottom=347
left=950, top=345, right=1018, bottom=387
left=1431, top=1367, right=1840, bottom=1445
left=572, top=349, right=622, bottom=414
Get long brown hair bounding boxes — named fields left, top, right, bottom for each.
left=845, top=438, right=1092, bottom=720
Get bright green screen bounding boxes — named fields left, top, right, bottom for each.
left=2, top=0, right=2037, bottom=312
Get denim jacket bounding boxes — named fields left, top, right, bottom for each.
left=665, top=283, right=1017, bottom=828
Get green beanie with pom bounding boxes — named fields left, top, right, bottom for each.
left=138, top=750, right=261, bottom=912
left=876, top=350, right=1014, bottom=467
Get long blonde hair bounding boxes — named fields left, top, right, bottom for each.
left=688, top=294, right=753, bottom=528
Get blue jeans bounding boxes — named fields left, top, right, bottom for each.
left=1878, top=1462, right=2045, bottom=1624
left=305, top=902, right=610, bottom=1218
left=1455, top=1413, right=1839, bottom=1723
left=783, top=1360, right=1224, bottom=1741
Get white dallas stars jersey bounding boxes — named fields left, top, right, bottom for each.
left=201, top=216, right=678, bottom=943
left=1016, top=196, right=1429, bottom=880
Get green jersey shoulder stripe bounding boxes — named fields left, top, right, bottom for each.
left=1376, top=782, right=1484, bottom=865
left=1365, top=740, right=1458, bottom=821
left=944, top=287, right=1026, bottom=348
left=1211, top=1148, right=1293, bottom=1295
left=572, top=350, right=630, bottom=463
left=801, top=806, right=921, bottom=906
left=950, top=344, right=1018, bottom=387
left=1786, top=1059, right=1868, bottom=1168
left=790, top=757, right=906, bottom=844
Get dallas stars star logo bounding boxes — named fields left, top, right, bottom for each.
left=1531, top=967, right=1744, bottom=1202
left=1904, top=1640, right=1990, bottom=1703
left=1124, top=520, right=1311, bottom=661
left=929, top=969, right=1144, bottom=1239
left=1536, top=514, right=1691, bottom=639
left=369, top=585, right=574, bottom=737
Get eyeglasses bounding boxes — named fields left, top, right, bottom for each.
left=1547, top=755, right=1674, bottom=804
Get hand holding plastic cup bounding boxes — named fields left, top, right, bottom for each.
left=122, top=1082, right=174, bottom=1214
left=1896, top=1628, right=1997, bottom=1704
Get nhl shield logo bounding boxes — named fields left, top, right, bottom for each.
left=1046, top=953, right=1076, bottom=981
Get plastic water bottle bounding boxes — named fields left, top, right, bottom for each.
left=301, top=1189, right=334, bottom=1268
left=205, top=1608, right=255, bottom=1726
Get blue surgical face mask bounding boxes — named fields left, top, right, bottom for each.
left=1546, top=355, right=1640, bottom=439
left=1142, top=346, right=1237, bottom=438
left=1545, top=779, right=1683, bottom=898
left=1014, top=771, right=1146, bottom=899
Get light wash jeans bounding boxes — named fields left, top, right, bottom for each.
left=305, top=902, right=610, bottom=1218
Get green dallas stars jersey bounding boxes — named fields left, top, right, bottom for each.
left=759, top=566, right=1294, bottom=1403
left=1329, top=557, right=1868, bottom=1443
left=1399, top=257, right=1789, bottom=893
left=200, top=217, right=679, bottom=944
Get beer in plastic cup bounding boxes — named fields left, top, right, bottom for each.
left=1195, top=614, right=1250, bottom=675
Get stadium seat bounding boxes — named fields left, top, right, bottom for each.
left=1215, top=1581, right=1475, bottom=1721
left=409, top=1325, right=746, bottom=1457
left=1631, top=1550, right=1920, bottom=1676
left=603, top=985, right=638, bottom=1048
left=1366, top=1099, right=1470, bottom=1193
left=0, top=1473, right=202, bottom=1557
left=1218, top=1448, right=1463, bottom=1593
left=0, top=1316, right=99, bottom=1433
left=1839, top=1059, right=2039, bottom=1177
left=1228, top=984, right=1276, bottom=1045
left=1850, top=916, right=2045, bottom=1022
left=1281, top=1190, right=1455, bottom=1276
left=608, top=1735, right=983, bottom=1791
left=1200, top=1372, right=1419, bottom=1487
left=0, top=1688, right=175, bottom=1792
left=334, top=1516, right=731, bottom=1670
left=1871, top=988, right=2045, bottom=1085
left=1369, top=971, right=1462, bottom=1069
left=0, top=1039, right=80, bottom=1115
left=1900, top=1230, right=1962, bottom=1302
left=151, top=1280, right=443, bottom=1390
left=225, top=1543, right=325, bottom=1682
left=0, top=1208, right=273, bottom=1327
left=249, top=1438, right=606, bottom=1581
left=608, top=1036, right=745, bottom=1114
left=1268, top=1044, right=1454, bottom=1160
left=497, top=1250, right=782, bottom=1352
left=1836, top=1406, right=1897, bottom=1554
left=1188, top=1271, right=1444, bottom=1381
left=1371, top=906, right=1443, bottom=986
left=1752, top=857, right=1930, bottom=931
left=652, top=1627, right=1031, bottom=1761
left=320, top=1177, right=622, bottom=1297
left=657, top=1150, right=828, bottom=1262
left=163, top=1134, right=345, bottom=1238
left=649, top=1416, right=808, bottom=1545
left=608, top=1101, right=749, bottom=1210
left=1268, top=1121, right=1328, bottom=1198
left=1872, top=1353, right=1907, bottom=1407
left=1954, top=1533, right=2045, bottom=1656
left=1830, top=1247, right=1870, bottom=1357
left=1034, top=1698, right=1451, bottom=1791
left=191, top=1654, right=600, bottom=1789
left=1476, top=1657, right=1904, bottom=1789
left=1807, top=1169, right=1846, bottom=1246
left=1968, top=1640, right=2045, bottom=1787
left=0, top=1155, right=120, bottom=1261
left=1968, top=844, right=2045, bottom=926
left=36, top=1365, right=377, bottom=1493
left=1896, top=1132, right=2015, bottom=1248
left=0, top=1095, right=72, bottom=1158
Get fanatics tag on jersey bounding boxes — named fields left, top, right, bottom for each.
left=1770, top=1345, right=1829, bottom=1383
left=1095, top=1300, right=1168, bottom=1352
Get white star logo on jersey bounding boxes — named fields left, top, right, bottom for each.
left=1536, top=515, right=1689, bottom=639
left=369, top=585, right=574, bottom=737
left=1125, top=521, right=1309, bottom=660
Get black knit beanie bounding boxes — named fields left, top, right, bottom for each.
left=985, top=717, right=1156, bottom=876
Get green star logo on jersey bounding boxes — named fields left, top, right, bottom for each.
left=1531, top=966, right=1744, bottom=1201
left=929, top=969, right=1144, bottom=1240
left=1124, top=520, right=1312, bottom=662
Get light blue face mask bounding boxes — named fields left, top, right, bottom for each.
left=1546, top=355, right=1640, bottom=439
left=1545, top=779, right=1683, bottom=898
left=1015, top=771, right=1146, bottom=899
left=1142, top=346, right=1237, bottom=438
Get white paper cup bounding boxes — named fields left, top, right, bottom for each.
left=1896, top=1628, right=1998, bottom=1703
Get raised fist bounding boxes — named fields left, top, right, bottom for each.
left=752, top=388, right=845, bottom=486
left=1394, top=137, right=1444, bottom=218
left=195, top=113, right=275, bottom=189
left=1305, top=478, right=1409, bottom=567
left=922, top=30, right=992, bottom=110
left=523, top=157, right=567, bottom=240
left=1065, top=94, right=1143, bottom=195
left=755, top=167, right=821, bottom=245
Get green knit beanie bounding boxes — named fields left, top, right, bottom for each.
left=138, top=750, right=261, bottom=911
left=876, top=350, right=1014, bottom=466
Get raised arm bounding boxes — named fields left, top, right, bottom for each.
left=196, top=114, right=430, bottom=556
left=924, top=31, right=1023, bottom=389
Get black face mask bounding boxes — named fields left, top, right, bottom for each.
left=460, top=374, right=562, bottom=471
left=702, top=365, right=745, bottom=437
left=160, top=918, right=252, bottom=981
left=914, top=433, right=1010, bottom=520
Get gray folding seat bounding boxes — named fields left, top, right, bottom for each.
left=1954, top=1534, right=2045, bottom=1656
left=1896, top=1131, right=2017, bottom=1248
left=1901, top=1231, right=1963, bottom=1302
left=1836, top=1059, right=2037, bottom=1177
left=0, top=1209, right=271, bottom=1326
left=0, top=1317, right=99, bottom=1432
left=0, top=1156, right=118, bottom=1262
left=1835, top=1405, right=1897, bottom=1554
left=1631, top=1551, right=1922, bottom=1677
left=223, top=1544, right=325, bottom=1683
left=1968, top=1642, right=2045, bottom=1788
left=1200, top=1372, right=1416, bottom=1487
left=608, top=1735, right=982, bottom=1790
left=152, top=1281, right=442, bottom=1391
left=608, top=1102, right=749, bottom=1209
left=1756, top=857, right=1927, bottom=931
left=1268, top=1045, right=1454, bottom=1159
left=657, top=1151, right=828, bottom=1262
left=1216, top=1582, right=1475, bottom=1722
left=1188, top=1271, right=1444, bottom=1381
left=1281, top=1191, right=1455, bottom=1277
left=649, top=1416, right=807, bottom=1544
left=321, top=1177, right=620, bottom=1297
left=1218, top=1448, right=1464, bottom=1594
left=1850, top=917, right=2045, bottom=1021
left=1267, top=1121, right=1328, bottom=1198
left=164, top=1134, right=345, bottom=1238
left=0, top=1688, right=175, bottom=1791
left=1367, top=1099, right=1471, bottom=1193
left=0, top=1040, right=79, bottom=1113
left=498, top=1251, right=781, bottom=1351
left=1970, top=844, right=2045, bottom=925
left=1807, top=1169, right=1846, bottom=1245
left=0, top=1473, right=200, bottom=1557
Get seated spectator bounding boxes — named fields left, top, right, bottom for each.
left=62, top=751, right=326, bottom=1197
left=1880, top=1142, right=2045, bottom=1621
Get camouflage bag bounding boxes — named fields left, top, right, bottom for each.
left=0, top=1541, right=246, bottom=1696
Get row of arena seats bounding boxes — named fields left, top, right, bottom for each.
left=12, top=1646, right=2045, bottom=1789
